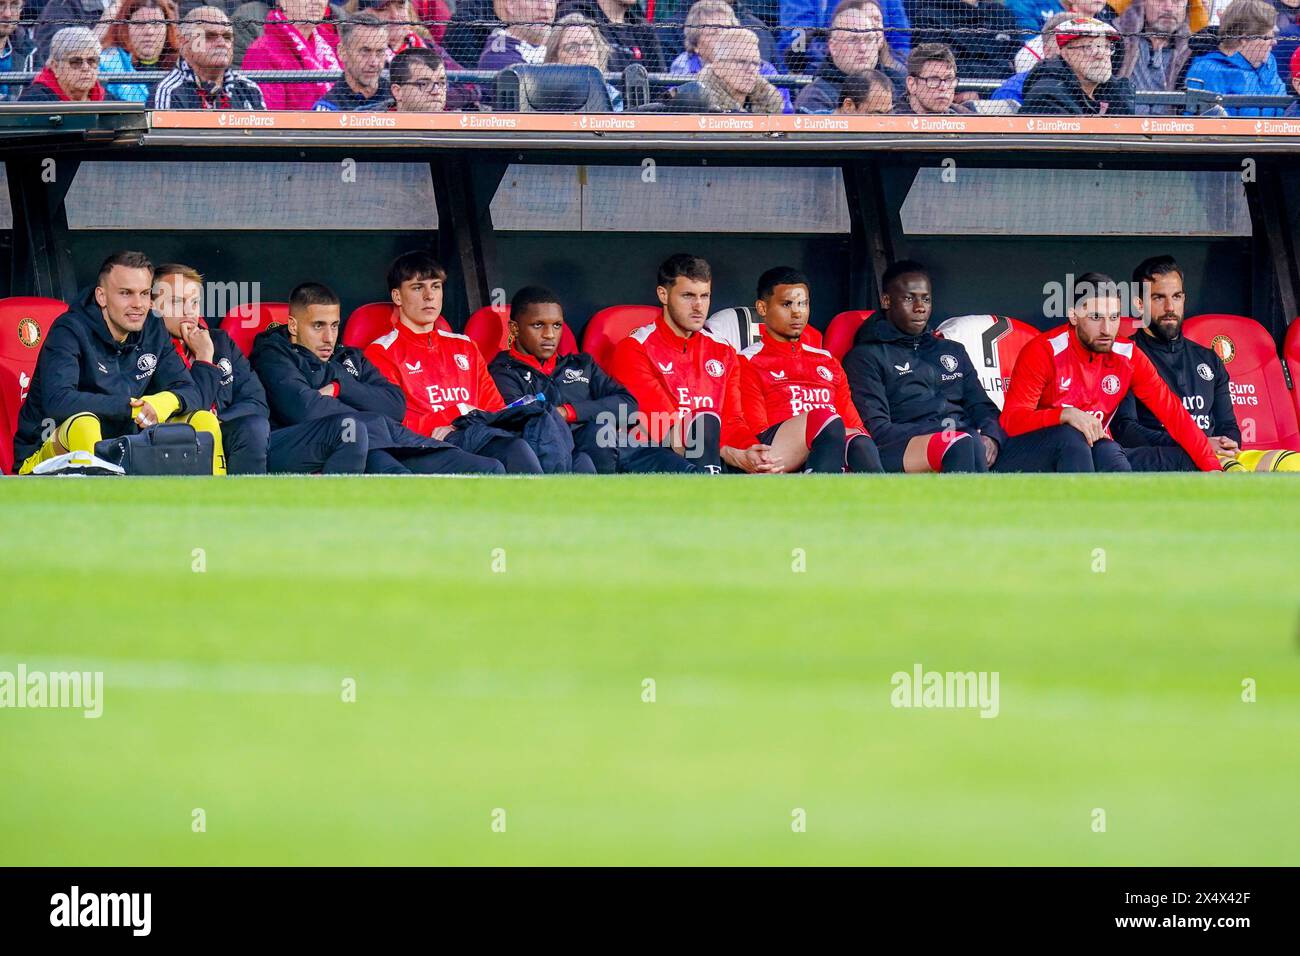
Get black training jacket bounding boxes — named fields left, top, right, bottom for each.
left=249, top=323, right=406, bottom=429
left=184, top=327, right=269, bottom=424
left=487, top=350, right=637, bottom=426
left=1112, top=331, right=1240, bottom=446
left=842, top=313, right=1007, bottom=449
left=14, top=288, right=200, bottom=469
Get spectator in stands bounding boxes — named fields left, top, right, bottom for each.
left=347, top=0, right=480, bottom=108
left=835, top=66, right=895, bottom=108
left=1275, top=0, right=1300, bottom=86
left=231, top=0, right=342, bottom=66
left=911, top=0, right=1019, bottom=81
left=779, top=0, right=910, bottom=75
left=441, top=0, right=499, bottom=65
left=897, top=42, right=974, bottom=112
left=670, top=2, right=790, bottom=110
left=18, top=26, right=120, bottom=100
left=313, top=11, right=391, bottom=107
left=479, top=0, right=556, bottom=69
left=555, top=0, right=666, bottom=73
left=148, top=8, right=266, bottom=108
left=1286, top=43, right=1300, bottom=110
left=1019, top=15, right=1136, bottom=113
left=0, top=0, right=39, bottom=102
left=242, top=0, right=341, bottom=110
left=1115, top=0, right=1193, bottom=114
left=33, top=0, right=105, bottom=63
left=795, top=1, right=905, bottom=111
left=1184, top=0, right=1285, bottom=115
left=411, top=0, right=450, bottom=43
left=667, top=0, right=777, bottom=68
left=389, top=43, right=448, bottom=107
left=98, top=0, right=181, bottom=103
left=658, top=26, right=785, bottom=109
left=544, top=13, right=623, bottom=108
left=1006, top=0, right=1116, bottom=31
left=992, top=10, right=1073, bottom=105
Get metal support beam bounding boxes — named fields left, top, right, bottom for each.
left=431, top=155, right=505, bottom=327
left=1244, top=163, right=1300, bottom=343
left=842, top=159, right=894, bottom=310
left=6, top=157, right=79, bottom=300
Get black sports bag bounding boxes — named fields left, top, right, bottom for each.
left=95, top=423, right=214, bottom=476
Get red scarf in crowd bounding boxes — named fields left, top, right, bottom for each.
left=32, top=66, right=106, bottom=102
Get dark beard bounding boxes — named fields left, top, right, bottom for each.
left=1150, top=316, right=1181, bottom=343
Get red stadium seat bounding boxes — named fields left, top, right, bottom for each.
left=0, top=297, right=67, bottom=475
left=220, top=301, right=290, bottom=357
left=1183, top=313, right=1300, bottom=451
left=466, top=304, right=582, bottom=361
left=342, top=302, right=398, bottom=348
left=935, top=314, right=1039, bottom=408
left=823, top=310, right=874, bottom=361
left=803, top=325, right=823, bottom=348
left=582, top=305, right=659, bottom=372
left=1119, top=316, right=1143, bottom=338
left=1285, top=318, right=1300, bottom=431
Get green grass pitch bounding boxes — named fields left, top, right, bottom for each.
left=1, top=474, right=1297, bottom=866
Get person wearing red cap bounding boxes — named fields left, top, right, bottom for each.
left=1020, top=16, right=1137, bottom=113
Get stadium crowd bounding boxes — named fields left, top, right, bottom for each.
left=11, top=248, right=1298, bottom=477
left=2, top=0, right=1299, bottom=114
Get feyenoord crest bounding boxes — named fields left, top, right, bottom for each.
left=1211, top=334, right=1236, bottom=364
left=1101, top=374, right=1121, bottom=395
left=1197, top=362, right=1214, bottom=381
left=343, top=357, right=360, bottom=377
left=705, top=359, right=725, bottom=378
left=454, top=354, right=470, bottom=371
left=939, top=354, right=958, bottom=373
left=816, top=365, right=834, bottom=382
left=562, top=368, right=583, bottom=384
left=137, top=352, right=157, bottom=373
left=17, top=317, right=41, bottom=349
left=218, top=357, right=234, bottom=378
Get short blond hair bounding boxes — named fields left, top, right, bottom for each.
left=543, top=14, right=610, bottom=71
left=683, top=0, right=738, bottom=52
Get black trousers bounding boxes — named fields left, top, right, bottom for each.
left=994, top=424, right=1131, bottom=473
left=1123, top=445, right=1199, bottom=472
left=365, top=446, right=505, bottom=475
left=223, top=415, right=270, bottom=475
left=267, top=414, right=369, bottom=474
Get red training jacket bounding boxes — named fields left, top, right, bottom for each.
left=738, top=326, right=867, bottom=435
left=364, top=319, right=504, bottom=435
left=610, top=315, right=753, bottom=449
left=1001, top=324, right=1219, bottom=471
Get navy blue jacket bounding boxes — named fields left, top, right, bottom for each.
left=183, top=326, right=269, bottom=424
left=1112, top=331, right=1240, bottom=446
left=488, top=349, right=637, bottom=426
left=249, top=323, right=405, bottom=428
left=842, top=313, right=1007, bottom=448
left=14, top=289, right=201, bottom=469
